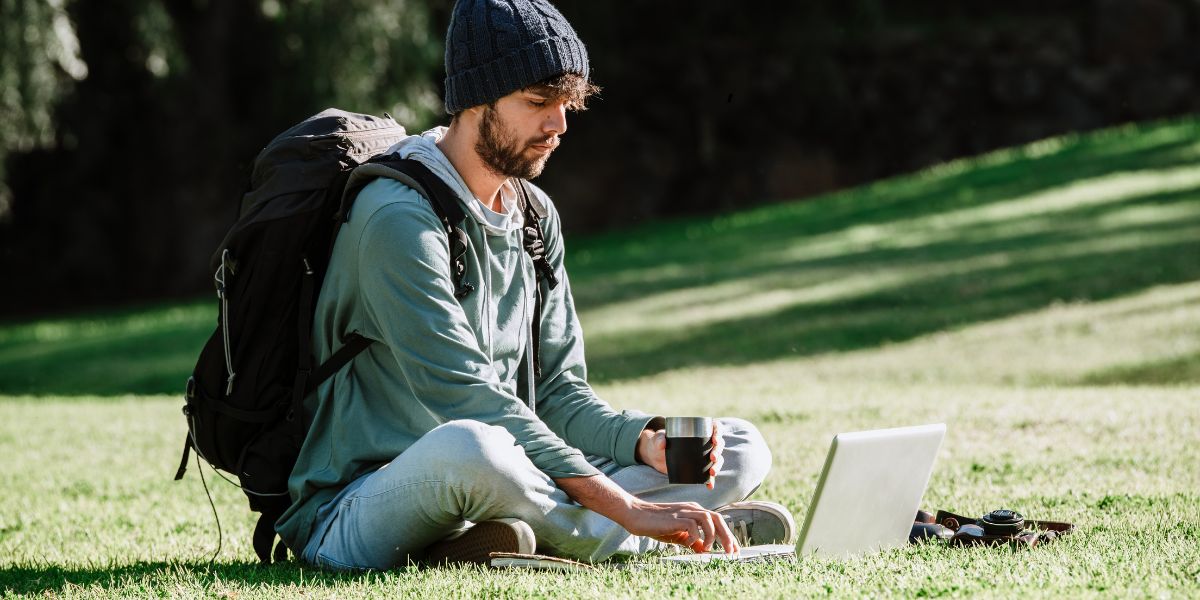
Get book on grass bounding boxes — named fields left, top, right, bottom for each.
left=658, top=544, right=796, bottom=564
left=489, top=552, right=595, bottom=571
left=489, top=545, right=796, bottom=570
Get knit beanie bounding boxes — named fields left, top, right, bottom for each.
left=443, top=0, right=589, bottom=114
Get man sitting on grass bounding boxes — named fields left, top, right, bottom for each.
left=276, top=0, right=795, bottom=569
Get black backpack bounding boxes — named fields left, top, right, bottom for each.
left=174, top=108, right=558, bottom=564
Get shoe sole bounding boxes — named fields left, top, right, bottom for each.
left=424, top=519, right=536, bottom=565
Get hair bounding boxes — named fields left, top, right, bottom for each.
left=528, top=72, right=601, bottom=111
left=451, top=73, right=601, bottom=122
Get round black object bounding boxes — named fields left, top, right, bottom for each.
left=979, top=509, right=1025, bottom=536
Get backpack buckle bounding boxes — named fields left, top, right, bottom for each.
left=454, top=282, right=476, bottom=300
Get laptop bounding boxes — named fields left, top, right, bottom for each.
left=796, top=423, right=946, bottom=557
left=662, top=423, right=945, bottom=563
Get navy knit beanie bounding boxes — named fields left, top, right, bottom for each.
left=443, top=0, right=589, bottom=114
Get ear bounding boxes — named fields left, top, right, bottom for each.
left=446, top=105, right=482, bottom=136
left=459, top=104, right=489, bottom=127
left=465, top=104, right=487, bottom=119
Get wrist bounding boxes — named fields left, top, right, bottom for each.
left=634, top=419, right=664, bottom=465
left=634, top=428, right=655, bottom=465
left=554, top=474, right=638, bottom=523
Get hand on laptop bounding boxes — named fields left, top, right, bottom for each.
left=554, top=472, right=740, bottom=555
left=622, top=499, right=740, bottom=554
left=636, top=419, right=725, bottom=489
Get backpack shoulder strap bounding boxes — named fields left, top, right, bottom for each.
left=296, top=158, right=473, bottom=414
left=304, top=333, right=373, bottom=396
left=342, top=157, right=475, bottom=300
left=514, top=180, right=559, bottom=290
left=350, top=157, right=466, bottom=225
left=518, top=179, right=549, bottom=220
left=512, top=180, right=563, bottom=387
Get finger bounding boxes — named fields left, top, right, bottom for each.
left=657, top=518, right=699, bottom=550
left=704, top=450, right=720, bottom=489
left=676, top=513, right=711, bottom=552
left=709, top=423, right=724, bottom=467
left=654, top=529, right=690, bottom=547
left=654, top=431, right=667, bottom=450
left=665, top=514, right=700, bottom=542
left=711, top=510, right=739, bottom=554
left=685, top=521, right=705, bottom=553
left=710, top=452, right=725, bottom=476
left=691, top=511, right=717, bottom=552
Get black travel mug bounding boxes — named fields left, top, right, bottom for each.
left=665, top=416, right=714, bottom=484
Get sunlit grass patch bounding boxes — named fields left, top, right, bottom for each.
left=1, top=386, right=1197, bottom=597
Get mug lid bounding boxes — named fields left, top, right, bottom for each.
left=665, top=416, right=712, bottom=437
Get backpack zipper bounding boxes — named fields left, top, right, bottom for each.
left=332, top=126, right=407, bottom=159
left=214, top=249, right=237, bottom=395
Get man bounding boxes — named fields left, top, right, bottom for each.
left=276, top=0, right=795, bottom=569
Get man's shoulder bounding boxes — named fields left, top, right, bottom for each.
left=356, top=176, right=435, bottom=212
left=351, top=177, right=441, bottom=229
left=338, top=178, right=447, bottom=263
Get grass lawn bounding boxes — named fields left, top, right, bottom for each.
left=2, top=117, right=1199, bottom=597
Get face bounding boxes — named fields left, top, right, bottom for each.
left=474, top=89, right=568, bottom=180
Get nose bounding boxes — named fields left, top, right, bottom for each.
left=544, top=103, right=567, bottom=136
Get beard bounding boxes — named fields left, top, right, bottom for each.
left=475, top=105, right=556, bottom=180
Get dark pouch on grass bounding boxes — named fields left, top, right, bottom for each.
left=910, top=509, right=1075, bottom=548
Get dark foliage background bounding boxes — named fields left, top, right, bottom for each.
left=1, top=0, right=1198, bottom=315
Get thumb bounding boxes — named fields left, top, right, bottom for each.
left=655, top=432, right=667, bottom=450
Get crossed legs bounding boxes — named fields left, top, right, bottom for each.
left=301, top=417, right=772, bottom=569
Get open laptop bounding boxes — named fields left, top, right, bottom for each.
left=662, top=423, right=945, bottom=563
left=795, top=422, right=946, bottom=557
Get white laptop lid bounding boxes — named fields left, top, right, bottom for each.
left=796, top=423, right=946, bottom=557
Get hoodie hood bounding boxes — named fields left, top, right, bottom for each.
left=386, top=127, right=522, bottom=236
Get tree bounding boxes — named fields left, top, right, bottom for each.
left=0, top=0, right=444, bottom=314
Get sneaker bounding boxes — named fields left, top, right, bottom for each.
left=715, top=501, right=797, bottom=547
left=424, top=518, right=536, bottom=565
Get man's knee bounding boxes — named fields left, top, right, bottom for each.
left=717, top=417, right=772, bottom=501
left=422, top=419, right=527, bottom=477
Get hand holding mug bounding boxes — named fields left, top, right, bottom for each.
left=636, top=417, right=724, bottom=489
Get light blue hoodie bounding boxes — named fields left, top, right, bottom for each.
left=276, top=128, right=658, bottom=552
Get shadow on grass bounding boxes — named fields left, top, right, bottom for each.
left=0, top=301, right=215, bottom=396
left=1077, top=351, right=1200, bottom=386
left=0, top=118, right=1197, bottom=395
left=0, top=560, right=387, bottom=595
left=567, top=119, right=1200, bottom=302
left=585, top=229, right=1200, bottom=381
left=569, top=120, right=1200, bottom=382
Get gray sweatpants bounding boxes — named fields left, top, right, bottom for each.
left=300, top=417, right=772, bottom=569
